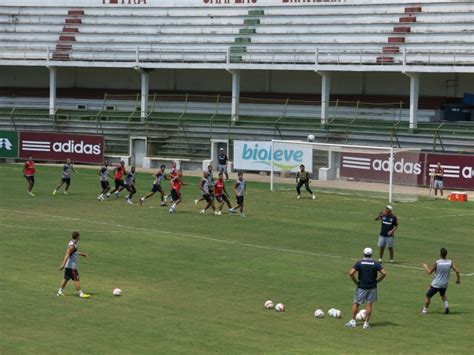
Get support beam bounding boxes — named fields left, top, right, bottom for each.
left=317, top=71, right=331, bottom=125
left=49, top=67, right=57, bottom=116
left=405, top=73, right=420, bottom=130
left=228, top=69, right=240, bottom=122
left=140, top=70, right=150, bottom=121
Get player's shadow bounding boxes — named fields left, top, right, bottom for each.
left=370, top=321, right=399, bottom=327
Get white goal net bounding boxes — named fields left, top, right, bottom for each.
left=270, top=140, right=422, bottom=203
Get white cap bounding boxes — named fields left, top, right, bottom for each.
left=363, top=247, right=373, bottom=256
left=219, top=148, right=224, bottom=150
left=385, top=205, right=393, bottom=211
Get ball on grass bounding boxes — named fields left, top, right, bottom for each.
left=275, top=303, right=285, bottom=312
left=113, top=288, right=122, bottom=296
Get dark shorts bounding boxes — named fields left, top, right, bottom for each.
left=101, top=181, right=110, bottom=189
left=236, top=195, right=244, bottom=205
left=171, top=189, right=180, bottom=202
left=216, top=194, right=230, bottom=204
left=151, top=184, right=163, bottom=193
left=125, top=184, right=136, bottom=194
left=114, top=179, right=125, bottom=189
left=426, top=286, right=447, bottom=298
left=25, top=175, right=35, bottom=183
left=62, top=177, right=71, bottom=185
left=64, top=268, right=80, bottom=281
left=203, top=193, right=213, bottom=203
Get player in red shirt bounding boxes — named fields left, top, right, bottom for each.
left=214, top=173, right=232, bottom=215
left=164, top=161, right=178, bottom=203
left=23, top=155, right=36, bottom=196
left=169, top=170, right=186, bottom=214
left=107, top=160, right=127, bottom=198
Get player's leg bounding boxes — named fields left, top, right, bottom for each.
left=304, top=181, right=315, bottom=199
left=53, top=179, right=64, bottom=195
left=422, top=287, right=437, bottom=314
left=440, top=289, right=449, bottom=313
left=365, top=303, right=373, bottom=322
left=70, top=270, right=89, bottom=298
left=57, top=278, right=68, bottom=296
left=296, top=181, right=303, bottom=198
left=27, top=176, right=35, bottom=194
left=378, top=236, right=386, bottom=262
left=440, top=183, right=444, bottom=198
left=63, top=178, right=71, bottom=194
left=388, top=247, right=394, bottom=263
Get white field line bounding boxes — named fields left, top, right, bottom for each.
left=1, top=208, right=472, bottom=277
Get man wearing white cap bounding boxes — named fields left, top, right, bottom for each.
left=346, top=247, right=387, bottom=329
left=375, top=205, right=398, bottom=264
left=217, top=148, right=229, bottom=181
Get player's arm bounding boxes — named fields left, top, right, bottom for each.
left=23, top=162, right=28, bottom=175
left=59, top=246, right=75, bottom=270
left=78, top=252, right=88, bottom=257
left=296, top=172, right=300, bottom=183
left=422, top=262, right=436, bottom=275
left=374, top=212, right=383, bottom=221
left=388, top=217, right=398, bottom=236
left=233, top=182, right=239, bottom=196
left=377, top=268, right=387, bottom=283
left=452, top=262, right=461, bottom=284
left=199, top=179, right=205, bottom=193
left=348, top=268, right=358, bottom=285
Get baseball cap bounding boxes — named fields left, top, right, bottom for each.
left=385, top=205, right=393, bottom=211
left=363, top=247, right=373, bottom=256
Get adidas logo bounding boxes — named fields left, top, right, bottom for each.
left=0, top=138, right=13, bottom=150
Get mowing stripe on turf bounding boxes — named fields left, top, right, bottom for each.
left=1, top=208, right=472, bottom=277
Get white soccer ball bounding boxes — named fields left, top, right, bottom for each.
left=307, top=134, right=315, bottom=142
left=356, top=309, right=367, bottom=321
left=264, top=300, right=274, bottom=309
left=327, top=308, right=336, bottom=317
left=314, top=309, right=325, bottom=318
left=334, top=309, right=342, bottom=318
left=113, top=288, right=122, bottom=296
left=275, top=303, right=285, bottom=312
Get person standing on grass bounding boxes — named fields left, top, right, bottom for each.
left=140, top=165, right=168, bottom=206
left=97, top=163, right=112, bottom=201
left=169, top=170, right=186, bottom=214
left=217, top=147, right=229, bottom=181
left=53, top=158, right=79, bottom=195
left=214, top=172, right=232, bottom=215
left=57, top=231, right=90, bottom=299
left=375, top=205, right=398, bottom=264
left=23, top=155, right=36, bottom=197
left=421, top=248, right=460, bottom=315
left=230, top=172, right=246, bottom=218
left=296, top=164, right=315, bottom=200
left=164, top=161, right=178, bottom=202
left=433, top=162, right=445, bottom=199
left=346, top=247, right=386, bottom=329
left=107, top=160, right=127, bottom=198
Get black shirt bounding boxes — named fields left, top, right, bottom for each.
left=378, top=214, right=398, bottom=237
left=353, top=258, right=383, bottom=290
left=218, top=153, right=228, bottom=165
left=434, top=167, right=444, bottom=181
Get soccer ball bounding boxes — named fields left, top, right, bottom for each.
left=113, top=288, right=122, bottom=296
left=334, top=309, right=342, bottom=318
left=275, top=303, right=285, bottom=312
left=307, top=134, right=315, bottom=142
left=314, top=309, right=325, bottom=318
left=327, top=308, right=336, bottom=317
left=264, top=300, right=274, bottom=309
left=356, top=309, right=367, bottom=321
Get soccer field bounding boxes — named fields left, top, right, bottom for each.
left=1, top=164, right=473, bottom=354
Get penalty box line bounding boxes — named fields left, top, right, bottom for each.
left=1, top=208, right=473, bottom=277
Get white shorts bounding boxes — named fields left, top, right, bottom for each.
left=433, top=180, right=443, bottom=189
left=378, top=236, right=394, bottom=248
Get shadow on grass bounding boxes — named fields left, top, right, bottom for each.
left=371, top=321, right=399, bottom=327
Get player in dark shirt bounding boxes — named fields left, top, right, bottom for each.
left=375, top=205, right=398, bottom=264
left=217, top=148, right=229, bottom=181
left=345, top=247, right=386, bottom=329
left=296, top=164, right=315, bottom=200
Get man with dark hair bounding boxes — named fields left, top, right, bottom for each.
left=57, top=231, right=90, bottom=298
left=97, top=163, right=111, bottom=201
left=199, top=171, right=217, bottom=215
left=346, top=247, right=387, bottom=329
left=296, top=164, right=315, bottom=200
left=107, top=160, right=127, bottom=198
left=422, top=248, right=460, bottom=315
left=433, top=162, right=445, bottom=199
left=375, top=205, right=398, bottom=264
left=140, top=165, right=167, bottom=206
left=169, top=170, right=186, bottom=214
left=230, top=172, right=246, bottom=217
left=23, top=155, right=36, bottom=197
left=53, top=158, right=79, bottom=195
left=214, top=172, right=232, bottom=215
left=121, top=166, right=136, bottom=204
left=217, top=148, right=229, bottom=181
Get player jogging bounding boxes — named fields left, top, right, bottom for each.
left=97, top=164, right=112, bottom=201
left=139, top=165, right=167, bottom=206
left=199, top=171, right=217, bottom=215
left=164, top=161, right=178, bottom=202
left=169, top=170, right=186, bottom=214
left=421, top=248, right=460, bottom=315
left=23, top=155, right=36, bottom=197
left=194, top=165, right=215, bottom=205
left=214, top=172, right=232, bottom=215
left=217, top=147, right=229, bottom=181
left=53, top=158, right=79, bottom=195
left=57, top=231, right=90, bottom=299
left=230, top=172, right=246, bottom=217
left=107, top=160, right=127, bottom=198
left=345, top=247, right=387, bottom=329
left=296, top=164, right=315, bottom=200
left=375, top=205, right=398, bottom=264
left=433, top=162, right=445, bottom=199
left=120, top=166, right=136, bottom=204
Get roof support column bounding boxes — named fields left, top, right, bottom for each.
left=49, top=67, right=57, bottom=116
left=405, top=72, right=420, bottom=130
left=317, top=71, right=331, bottom=125
left=141, top=70, right=150, bottom=122
left=227, top=69, right=240, bottom=122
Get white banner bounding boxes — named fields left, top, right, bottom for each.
left=233, top=140, right=313, bottom=172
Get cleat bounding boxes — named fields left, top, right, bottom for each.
left=378, top=259, right=383, bottom=263
left=312, top=195, right=316, bottom=200
left=216, top=211, right=222, bottom=216
left=106, top=193, right=111, bottom=198
left=52, top=190, right=57, bottom=196
left=390, top=260, right=394, bottom=264
left=57, top=292, right=65, bottom=297
left=445, top=308, right=449, bottom=314
left=194, top=199, right=199, bottom=205
left=28, top=192, right=35, bottom=197
left=214, top=211, right=219, bottom=215
left=139, top=198, right=144, bottom=205
left=240, top=213, right=246, bottom=218
left=297, top=195, right=301, bottom=199
left=160, top=202, right=166, bottom=206
left=115, top=192, right=119, bottom=198
left=200, top=209, right=205, bottom=214
left=64, top=191, right=68, bottom=195
left=421, top=308, right=428, bottom=315
left=79, top=293, right=90, bottom=299
left=345, top=320, right=356, bottom=328
left=127, top=199, right=133, bottom=204
left=363, top=322, right=370, bottom=330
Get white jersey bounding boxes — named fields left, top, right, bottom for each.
left=431, top=259, right=452, bottom=289
left=64, top=240, right=79, bottom=269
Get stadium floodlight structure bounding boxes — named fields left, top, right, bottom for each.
left=270, top=140, right=422, bottom=203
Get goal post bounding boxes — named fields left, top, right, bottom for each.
left=270, top=140, right=422, bottom=203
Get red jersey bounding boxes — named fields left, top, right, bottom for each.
left=114, top=166, right=125, bottom=180
left=214, top=180, right=224, bottom=196
left=171, top=176, right=182, bottom=191
left=24, top=161, right=35, bottom=176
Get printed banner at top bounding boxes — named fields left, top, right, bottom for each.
left=19, top=132, right=104, bottom=164
left=0, top=130, right=19, bottom=158
left=233, top=140, right=313, bottom=172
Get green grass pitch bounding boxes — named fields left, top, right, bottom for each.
left=0, top=164, right=473, bottom=353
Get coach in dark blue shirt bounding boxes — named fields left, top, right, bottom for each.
left=345, top=247, right=386, bottom=329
